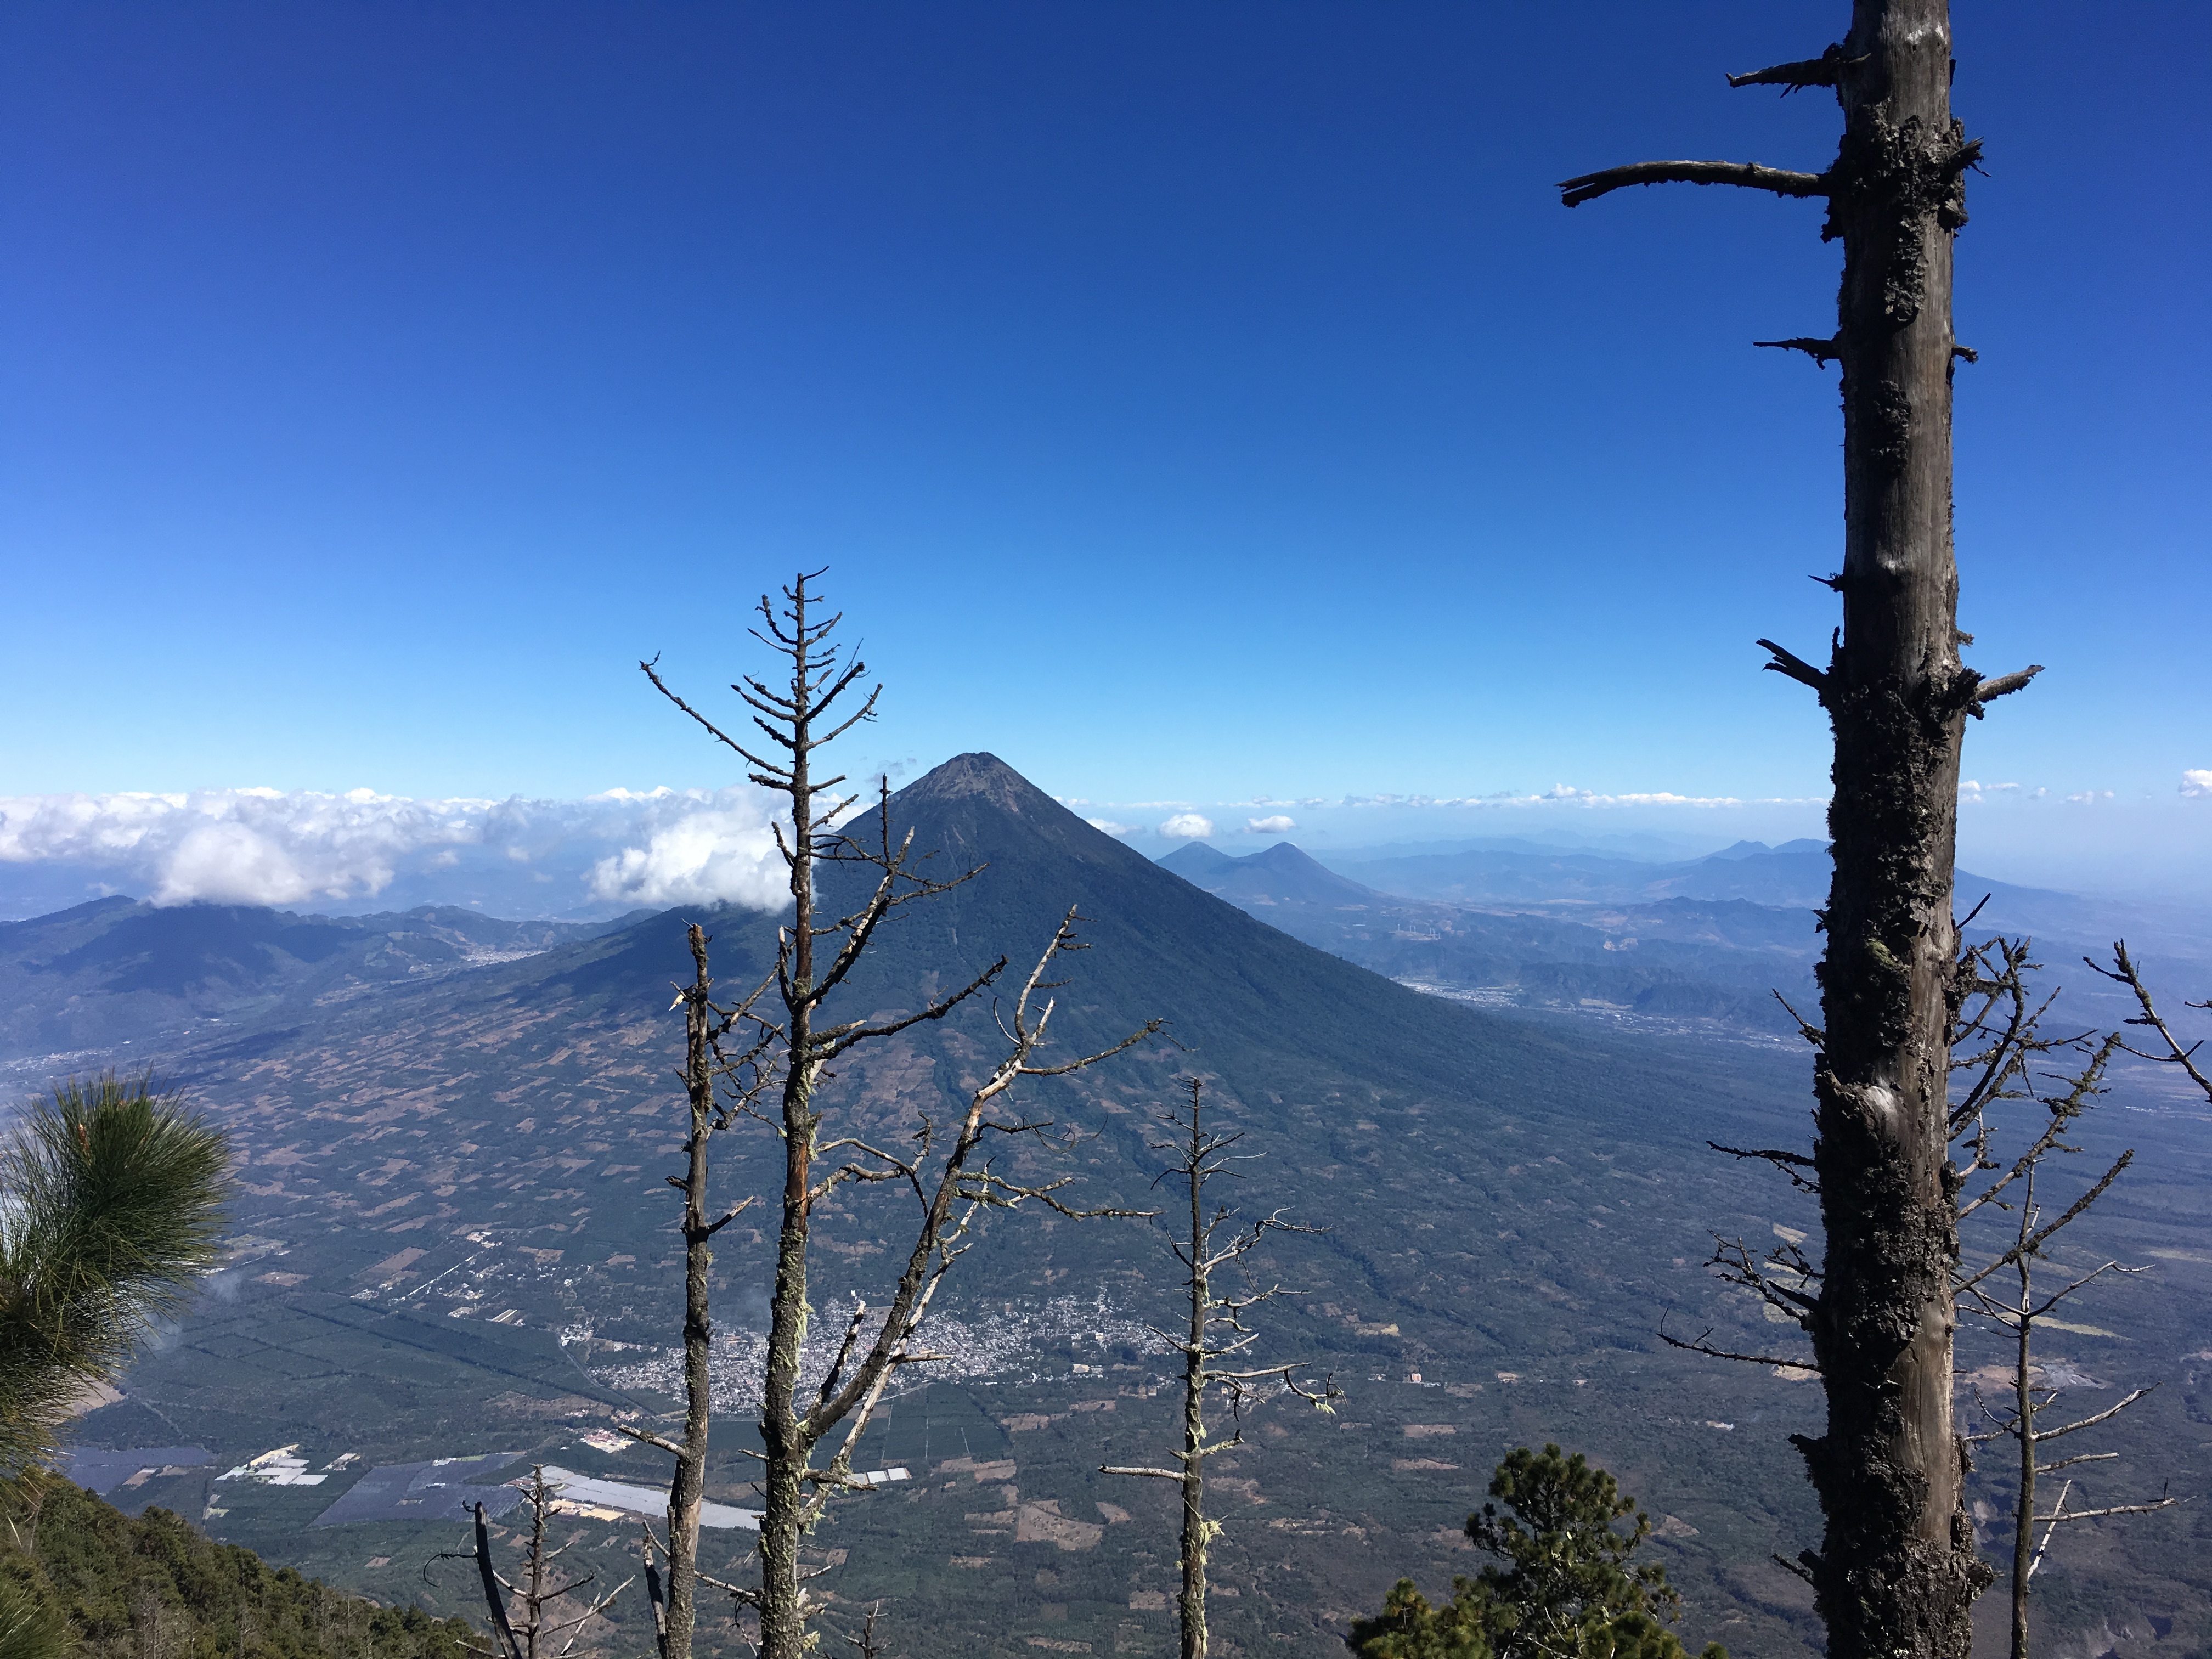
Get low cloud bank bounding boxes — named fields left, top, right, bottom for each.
left=0, top=787, right=787, bottom=911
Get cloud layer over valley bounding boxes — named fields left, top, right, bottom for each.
left=4, top=765, right=2206, bottom=921
left=0, top=786, right=788, bottom=918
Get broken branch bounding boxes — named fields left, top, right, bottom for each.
left=1560, top=159, right=1828, bottom=209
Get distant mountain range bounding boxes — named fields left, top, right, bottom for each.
left=0, top=899, right=642, bottom=1065
left=16, top=754, right=2210, bottom=1659
left=1156, top=839, right=1821, bottom=1035
left=1153, top=836, right=2212, bottom=1043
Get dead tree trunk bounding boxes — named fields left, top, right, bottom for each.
left=641, top=573, right=1158, bottom=1659
left=613, top=924, right=759, bottom=1659
left=1561, top=8, right=2043, bottom=1654
left=444, top=1471, right=630, bottom=1659
left=1102, top=1080, right=1334, bottom=1659
left=1944, top=957, right=2175, bottom=1659
left=1176, top=1127, right=1210, bottom=1659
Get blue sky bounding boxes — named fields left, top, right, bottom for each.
left=3, top=2, right=2206, bottom=894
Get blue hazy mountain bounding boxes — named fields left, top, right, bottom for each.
left=0, top=899, right=640, bottom=1062
left=1159, top=838, right=1819, bottom=1032
left=1168, top=836, right=2212, bottom=1039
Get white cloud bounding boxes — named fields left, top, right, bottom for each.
left=2064, top=790, right=2114, bottom=804
left=1158, top=813, right=1215, bottom=840
left=0, top=788, right=494, bottom=906
left=586, top=798, right=782, bottom=907
left=1085, top=819, right=1141, bottom=838
left=1245, top=815, right=1296, bottom=834
left=0, top=785, right=790, bottom=911
left=2182, top=770, right=2212, bottom=799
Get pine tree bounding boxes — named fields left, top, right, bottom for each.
left=1347, top=1446, right=1724, bottom=1659
left=0, top=1075, right=230, bottom=1478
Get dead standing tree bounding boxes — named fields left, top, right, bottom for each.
left=639, top=573, right=1159, bottom=1659
left=1677, top=933, right=2170, bottom=1657
left=1561, top=7, right=2043, bottom=1652
left=615, top=920, right=764, bottom=1658
left=438, top=1471, right=631, bottom=1659
left=1103, top=1079, right=1335, bottom=1659
left=1960, top=1163, right=2174, bottom=1659
left=2091, top=941, right=2212, bottom=1105
left=1946, top=940, right=2176, bottom=1659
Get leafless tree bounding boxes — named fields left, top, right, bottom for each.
left=1561, top=7, right=2043, bottom=1652
left=1947, top=936, right=2180, bottom=1657
left=635, top=572, right=1159, bottom=1659
left=1960, top=1156, right=2175, bottom=1659
left=828, top=1601, right=887, bottom=1659
left=2090, top=941, right=2212, bottom=1105
left=1103, top=1079, right=1335, bottom=1659
left=611, top=919, right=765, bottom=1658
left=436, top=1471, right=630, bottom=1659
left=1677, top=932, right=2182, bottom=1655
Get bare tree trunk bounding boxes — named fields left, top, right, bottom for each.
left=1179, top=1121, right=1208, bottom=1659
left=665, top=926, right=718, bottom=1659
left=641, top=575, right=1156, bottom=1659
left=1556, top=7, right=2052, bottom=1651
left=453, top=1473, right=631, bottom=1659
left=1104, top=1081, right=1333, bottom=1659
left=1802, top=10, right=1995, bottom=1651
left=757, top=587, right=824, bottom=1659
left=2010, top=1268, right=2032, bottom=1659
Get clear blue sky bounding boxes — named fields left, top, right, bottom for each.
left=4, top=2, right=2206, bottom=879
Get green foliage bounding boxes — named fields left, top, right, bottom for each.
left=0, top=1575, right=73, bottom=1659
left=0, top=1075, right=232, bottom=1477
left=0, top=1476, right=475, bottom=1659
left=1347, top=1445, right=1726, bottom=1659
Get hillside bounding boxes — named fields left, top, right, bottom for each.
left=34, top=755, right=2212, bottom=1659
left=0, top=1477, right=476, bottom=1659
left=0, top=900, right=640, bottom=1065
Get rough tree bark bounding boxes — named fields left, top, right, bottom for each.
left=1560, top=7, right=2044, bottom=1655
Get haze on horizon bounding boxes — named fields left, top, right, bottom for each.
left=3, top=2, right=2206, bottom=904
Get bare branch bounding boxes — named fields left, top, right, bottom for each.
left=2036, top=1385, right=2159, bottom=1443
left=1757, top=637, right=1830, bottom=698
left=1708, top=1138, right=1820, bottom=1194
left=1560, top=159, right=1827, bottom=209
left=1756, top=337, right=1842, bottom=365
left=2035, top=1496, right=2177, bottom=1523
left=1726, top=46, right=1859, bottom=92
left=2089, top=942, right=2212, bottom=1102
left=1956, top=1150, right=2134, bottom=1294
left=1965, top=664, right=2045, bottom=715
left=1657, top=1320, right=1816, bottom=1373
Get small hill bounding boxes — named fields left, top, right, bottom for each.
left=0, top=1477, right=476, bottom=1659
